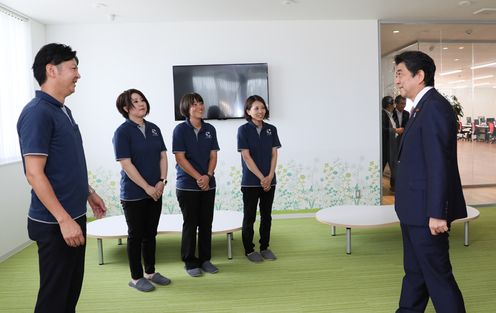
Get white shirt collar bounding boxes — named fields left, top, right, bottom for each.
left=412, top=86, right=434, bottom=108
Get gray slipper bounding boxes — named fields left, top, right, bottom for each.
left=129, top=278, right=155, bottom=292
left=147, top=272, right=171, bottom=286
left=246, top=251, right=264, bottom=263
left=261, top=249, right=277, bottom=260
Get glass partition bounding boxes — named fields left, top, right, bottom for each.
left=381, top=23, right=496, bottom=189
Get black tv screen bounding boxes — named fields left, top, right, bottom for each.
left=172, top=63, right=269, bottom=120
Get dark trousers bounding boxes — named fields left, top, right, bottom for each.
left=122, top=198, right=162, bottom=280
left=397, top=223, right=465, bottom=313
left=241, top=186, right=275, bottom=255
left=28, top=216, right=86, bottom=313
left=383, top=146, right=397, bottom=188
left=176, top=189, right=215, bottom=269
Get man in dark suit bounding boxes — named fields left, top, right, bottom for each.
left=394, top=95, right=410, bottom=129
left=394, top=51, right=467, bottom=313
left=382, top=96, right=400, bottom=191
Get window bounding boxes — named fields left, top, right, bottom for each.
left=0, top=6, right=33, bottom=164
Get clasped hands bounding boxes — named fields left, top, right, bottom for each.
left=145, top=181, right=166, bottom=201
left=196, top=175, right=210, bottom=191
left=260, top=176, right=272, bottom=192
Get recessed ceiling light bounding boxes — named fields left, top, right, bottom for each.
left=454, top=58, right=460, bottom=62
left=393, top=30, right=400, bottom=34
left=459, top=46, right=465, bottom=50
left=449, top=80, right=466, bottom=84
left=443, top=47, right=448, bottom=50
left=440, top=69, right=463, bottom=76
left=473, top=75, right=494, bottom=80
left=458, top=0, right=472, bottom=6
left=470, top=62, right=496, bottom=70
left=93, top=2, right=107, bottom=9
left=474, top=82, right=490, bottom=87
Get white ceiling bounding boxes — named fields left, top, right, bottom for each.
left=2, top=0, right=496, bottom=88
left=2, top=0, right=496, bottom=25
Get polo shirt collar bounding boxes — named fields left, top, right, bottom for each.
left=185, top=118, right=204, bottom=130
left=125, top=118, right=147, bottom=127
left=36, top=90, right=64, bottom=108
left=248, top=119, right=265, bottom=129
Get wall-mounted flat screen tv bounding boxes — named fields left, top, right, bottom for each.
left=172, top=63, right=269, bottom=120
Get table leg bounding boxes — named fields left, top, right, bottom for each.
left=331, top=225, right=336, bottom=236
left=346, top=228, right=351, bottom=255
left=97, top=239, right=104, bottom=265
left=118, top=238, right=122, bottom=245
left=464, top=221, right=470, bottom=246
left=227, top=233, right=233, bottom=259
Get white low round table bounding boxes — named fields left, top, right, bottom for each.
left=88, top=210, right=243, bottom=265
left=315, top=205, right=480, bottom=254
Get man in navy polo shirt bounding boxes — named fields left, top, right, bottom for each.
left=17, top=43, right=106, bottom=313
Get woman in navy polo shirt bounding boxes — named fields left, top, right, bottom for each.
left=172, top=93, right=220, bottom=277
left=237, top=95, right=281, bottom=263
left=113, top=89, right=170, bottom=292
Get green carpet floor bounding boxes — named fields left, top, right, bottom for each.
left=1, top=208, right=495, bottom=313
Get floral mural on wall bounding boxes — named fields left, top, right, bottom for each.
left=88, top=157, right=381, bottom=216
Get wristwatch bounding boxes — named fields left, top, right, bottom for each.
left=160, top=178, right=168, bottom=184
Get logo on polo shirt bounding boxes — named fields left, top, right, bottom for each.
left=151, top=129, right=159, bottom=136
left=205, top=131, right=212, bottom=139
left=266, top=129, right=272, bottom=136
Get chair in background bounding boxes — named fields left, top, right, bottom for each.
left=457, top=121, right=470, bottom=140
left=488, top=122, right=495, bottom=144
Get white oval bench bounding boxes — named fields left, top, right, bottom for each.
left=315, top=205, right=480, bottom=254
left=87, top=210, right=243, bottom=265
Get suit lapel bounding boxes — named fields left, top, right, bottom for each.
left=398, top=89, right=436, bottom=157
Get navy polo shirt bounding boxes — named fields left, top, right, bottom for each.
left=172, top=119, right=219, bottom=191
left=237, top=120, right=281, bottom=187
left=17, top=90, right=89, bottom=223
left=113, top=119, right=167, bottom=200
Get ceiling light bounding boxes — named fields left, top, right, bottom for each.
left=459, top=46, right=465, bottom=50
left=470, top=62, right=496, bottom=70
left=443, top=47, right=448, bottom=50
left=474, top=82, right=490, bottom=87
left=458, top=0, right=472, bottom=6
left=449, top=80, right=466, bottom=84
left=454, top=58, right=460, bottom=62
left=473, top=8, right=496, bottom=15
left=473, top=75, right=494, bottom=80
left=393, top=30, right=400, bottom=34
left=440, top=69, right=463, bottom=76
left=93, top=2, right=107, bottom=9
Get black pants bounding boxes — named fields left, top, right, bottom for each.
left=176, top=189, right=215, bottom=269
left=122, top=198, right=162, bottom=280
left=241, top=186, right=276, bottom=255
left=28, top=216, right=86, bottom=313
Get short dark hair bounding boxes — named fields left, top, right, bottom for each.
left=382, top=96, right=394, bottom=109
left=394, top=51, right=436, bottom=87
left=32, top=43, right=79, bottom=86
left=394, top=95, right=406, bottom=105
left=116, top=89, right=150, bottom=119
left=244, top=95, right=269, bottom=120
left=179, top=93, right=204, bottom=118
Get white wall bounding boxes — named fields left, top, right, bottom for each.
left=0, top=19, right=45, bottom=261
left=0, top=162, right=32, bottom=261
left=42, top=20, right=381, bottom=215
